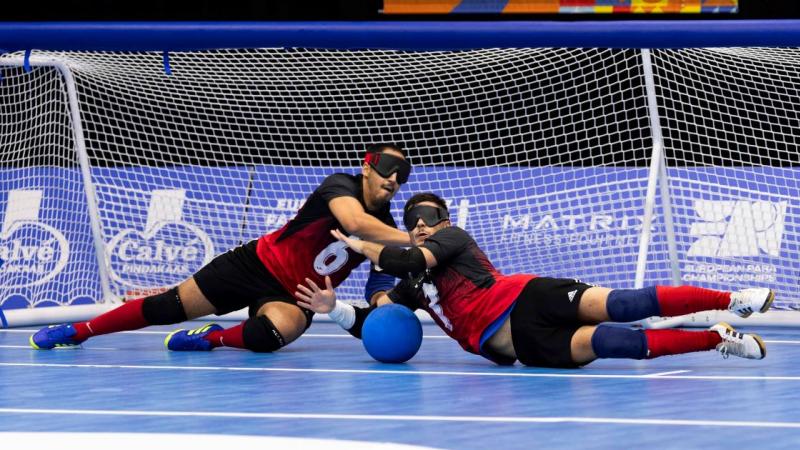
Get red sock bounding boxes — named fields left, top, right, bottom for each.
left=656, top=286, right=731, bottom=317
left=204, top=321, right=246, bottom=349
left=644, top=329, right=722, bottom=358
left=72, top=299, right=149, bottom=341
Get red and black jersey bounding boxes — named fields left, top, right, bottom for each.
left=389, top=226, right=535, bottom=356
left=256, top=173, right=396, bottom=295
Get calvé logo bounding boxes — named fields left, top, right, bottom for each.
left=106, top=189, right=214, bottom=288
left=688, top=200, right=786, bottom=257
left=0, top=190, right=69, bottom=287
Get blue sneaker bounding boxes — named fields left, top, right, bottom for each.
left=30, top=324, right=85, bottom=350
left=164, top=323, right=223, bottom=351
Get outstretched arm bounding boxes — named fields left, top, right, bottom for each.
left=331, top=229, right=437, bottom=277
left=328, top=196, right=410, bottom=246
left=295, top=276, right=386, bottom=339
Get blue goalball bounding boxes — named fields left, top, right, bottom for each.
left=362, top=304, right=423, bottom=363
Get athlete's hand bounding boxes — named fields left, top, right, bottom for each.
left=331, top=229, right=364, bottom=254
left=295, top=276, right=336, bottom=314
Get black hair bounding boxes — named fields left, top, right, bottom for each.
left=404, top=192, right=448, bottom=213
left=365, top=143, right=406, bottom=158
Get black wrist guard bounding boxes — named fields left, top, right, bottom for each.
left=349, top=304, right=378, bottom=339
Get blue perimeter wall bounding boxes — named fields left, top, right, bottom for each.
left=1, top=21, right=800, bottom=52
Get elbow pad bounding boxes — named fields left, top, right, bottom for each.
left=378, top=246, right=427, bottom=278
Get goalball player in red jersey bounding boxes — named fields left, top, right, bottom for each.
left=31, top=144, right=412, bottom=353
left=296, top=192, right=774, bottom=367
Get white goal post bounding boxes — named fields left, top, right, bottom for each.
left=0, top=21, right=799, bottom=328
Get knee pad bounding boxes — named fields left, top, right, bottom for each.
left=243, top=315, right=286, bottom=353
left=606, top=287, right=659, bottom=322
left=591, top=325, right=648, bottom=360
left=142, top=287, right=188, bottom=325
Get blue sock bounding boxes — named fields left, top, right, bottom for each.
left=606, top=287, right=659, bottom=322
left=591, top=325, right=648, bottom=360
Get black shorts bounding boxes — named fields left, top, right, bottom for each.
left=510, top=277, right=593, bottom=369
left=193, top=240, right=313, bottom=327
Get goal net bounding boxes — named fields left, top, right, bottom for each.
left=0, top=45, right=797, bottom=325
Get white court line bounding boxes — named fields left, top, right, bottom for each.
left=642, top=370, right=691, bottom=377
left=0, top=361, right=797, bottom=381
left=0, top=345, right=119, bottom=350
left=764, top=340, right=800, bottom=345
left=1, top=407, right=800, bottom=429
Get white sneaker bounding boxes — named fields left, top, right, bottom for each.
left=710, top=322, right=766, bottom=360
left=728, top=288, right=775, bottom=318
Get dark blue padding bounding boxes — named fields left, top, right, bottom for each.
left=0, top=20, right=799, bottom=52
left=591, top=324, right=648, bottom=360
left=23, top=48, right=31, bottom=72
left=162, top=51, right=172, bottom=75
left=606, top=286, right=659, bottom=322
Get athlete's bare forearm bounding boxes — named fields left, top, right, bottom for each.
left=328, top=196, right=409, bottom=246
left=352, top=214, right=410, bottom=246
left=360, top=240, right=385, bottom=265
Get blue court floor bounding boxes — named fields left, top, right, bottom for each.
left=1, top=321, right=799, bottom=449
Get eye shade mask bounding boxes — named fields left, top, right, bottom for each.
left=403, top=205, right=449, bottom=231
left=364, top=152, right=411, bottom=184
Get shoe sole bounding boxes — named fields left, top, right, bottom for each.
left=752, top=333, right=767, bottom=360
left=715, top=322, right=766, bottom=360
left=716, top=321, right=733, bottom=332
left=29, top=334, right=44, bottom=350
left=760, top=289, right=775, bottom=314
